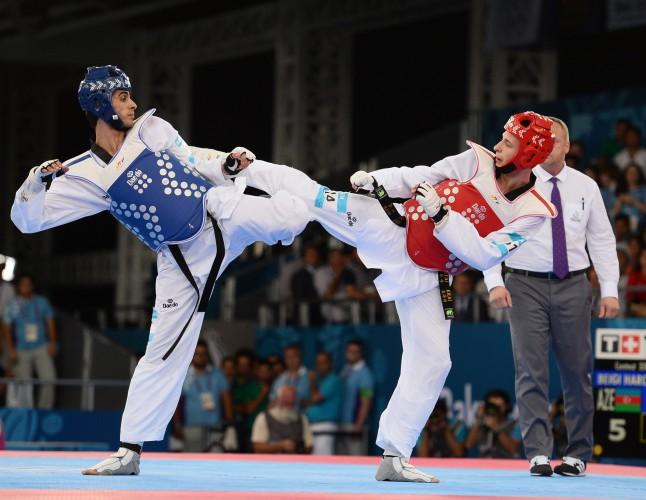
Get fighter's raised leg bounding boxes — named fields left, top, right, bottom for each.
left=237, top=160, right=395, bottom=249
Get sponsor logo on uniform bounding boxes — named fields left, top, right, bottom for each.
left=595, top=329, right=646, bottom=360
left=162, top=298, right=178, bottom=309
left=346, top=212, right=357, bottom=227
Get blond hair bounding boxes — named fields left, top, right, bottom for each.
left=548, top=116, right=570, bottom=143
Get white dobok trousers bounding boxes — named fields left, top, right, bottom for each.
left=120, top=188, right=309, bottom=443
left=239, top=161, right=452, bottom=459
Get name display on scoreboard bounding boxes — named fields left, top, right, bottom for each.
left=593, top=328, right=646, bottom=458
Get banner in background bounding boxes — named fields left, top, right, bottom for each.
left=0, top=408, right=168, bottom=451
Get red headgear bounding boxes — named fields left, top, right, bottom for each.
left=503, top=111, right=555, bottom=171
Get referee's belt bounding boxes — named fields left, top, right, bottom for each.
left=506, top=267, right=588, bottom=280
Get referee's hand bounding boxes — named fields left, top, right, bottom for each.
left=598, top=296, right=620, bottom=319
left=489, top=286, right=512, bottom=309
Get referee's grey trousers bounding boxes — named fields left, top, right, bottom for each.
left=505, top=272, right=593, bottom=461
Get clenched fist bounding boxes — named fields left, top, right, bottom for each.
left=223, top=146, right=256, bottom=176
left=350, top=170, right=375, bottom=192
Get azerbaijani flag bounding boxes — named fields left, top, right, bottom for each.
left=614, top=388, right=642, bottom=413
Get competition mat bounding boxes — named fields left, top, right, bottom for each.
left=1, top=452, right=645, bottom=500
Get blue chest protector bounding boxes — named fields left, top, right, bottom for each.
left=64, top=109, right=212, bottom=252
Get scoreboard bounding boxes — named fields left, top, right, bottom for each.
left=593, top=328, right=646, bottom=458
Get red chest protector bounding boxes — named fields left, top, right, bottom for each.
left=405, top=141, right=555, bottom=275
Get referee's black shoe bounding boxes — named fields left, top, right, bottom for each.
left=529, top=455, right=553, bottom=476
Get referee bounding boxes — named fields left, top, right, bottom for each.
left=484, top=117, right=619, bottom=477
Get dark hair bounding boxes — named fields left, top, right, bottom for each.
left=627, top=126, right=642, bottom=139
left=617, top=163, right=646, bottom=194
left=433, top=398, right=448, bottom=414
left=316, top=351, right=333, bottom=363
left=615, top=213, right=630, bottom=226
left=484, top=389, right=512, bottom=416
left=346, top=339, right=364, bottom=351
left=194, top=340, right=212, bottom=363
left=284, top=343, right=301, bottom=353
left=15, top=273, right=34, bottom=286
left=221, top=355, right=234, bottom=366
left=256, top=358, right=271, bottom=368
left=234, top=348, right=255, bottom=363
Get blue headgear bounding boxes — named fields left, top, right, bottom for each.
left=78, top=65, right=132, bottom=130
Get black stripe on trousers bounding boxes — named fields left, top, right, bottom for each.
left=162, top=215, right=226, bottom=360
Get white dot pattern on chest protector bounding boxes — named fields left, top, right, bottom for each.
left=109, top=202, right=165, bottom=247
left=156, top=150, right=206, bottom=198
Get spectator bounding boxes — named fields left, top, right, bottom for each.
left=614, top=126, right=646, bottom=173
left=565, top=140, right=584, bottom=170
left=251, top=385, right=313, bottom=454
left=598, top=166, right=618, bottom=216
left=600, top=118, right=631, bottom=159
left=464, top=389, right=521, bottom=459
left=417, top=398, right=466, bottom=458
left=627, top=234, right=643, bottom=271
left=303, top=351, right=342, bottom=455
left=231, top=349, right=268, bottom=452
left=221, top=355, right=235, bottom=385
left=0, top=261, right=15, bottom=405
left=614, top=214, right=630, bottom=253
left=267, top=353, right=285, bottom=381
left=614, top=163, right=646, bottom=231
left=255, top=358, right=273, bottom=410
left=270, top=344, right=310, bottom=406
left=314, top=249, right=362, bottom=324
left=290, top=244, right=323, bottom=325
left=617, top=249, right=630, bottom=316
left=174, top=340, right=234, bottom=452
left=582, top=164, right=598, bottom=183
left=452, top=273, right=489, bottom=322
left=338, top=340, right=374, bottom=455
left=2, top=274, right=57, bottom=409
left=626, top=248, right=646, bottom=316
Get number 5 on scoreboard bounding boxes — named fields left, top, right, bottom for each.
left=608, top=418, right=626, bottom=442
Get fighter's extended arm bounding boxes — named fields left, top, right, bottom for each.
left=11, top=161, right=108, bottom=234
left=433, top=212, right=543, bottom=271
left=365, top=149, right=477, bottom=198
left=140, top=115, right=254, bottom=186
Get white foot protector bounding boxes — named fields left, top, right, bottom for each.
left=375, top=455, right=439, bottom=483
left=82, top=447, right=140, bottom=475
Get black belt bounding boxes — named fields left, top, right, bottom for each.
left=369, top=181, right=455, bottom=320
left=506, top=267, right=587, bottom=280
left=163, top=215, right=225, bottom=360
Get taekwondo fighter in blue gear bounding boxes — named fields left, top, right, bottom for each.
left=10, top=65, right=310, bottom=475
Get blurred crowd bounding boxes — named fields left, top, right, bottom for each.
left=172, top=340, right=570, bottom=459
left=172, top=340, right=375, bottom=455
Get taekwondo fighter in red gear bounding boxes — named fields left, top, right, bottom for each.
left=231, top=111, right=557, bottom=483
